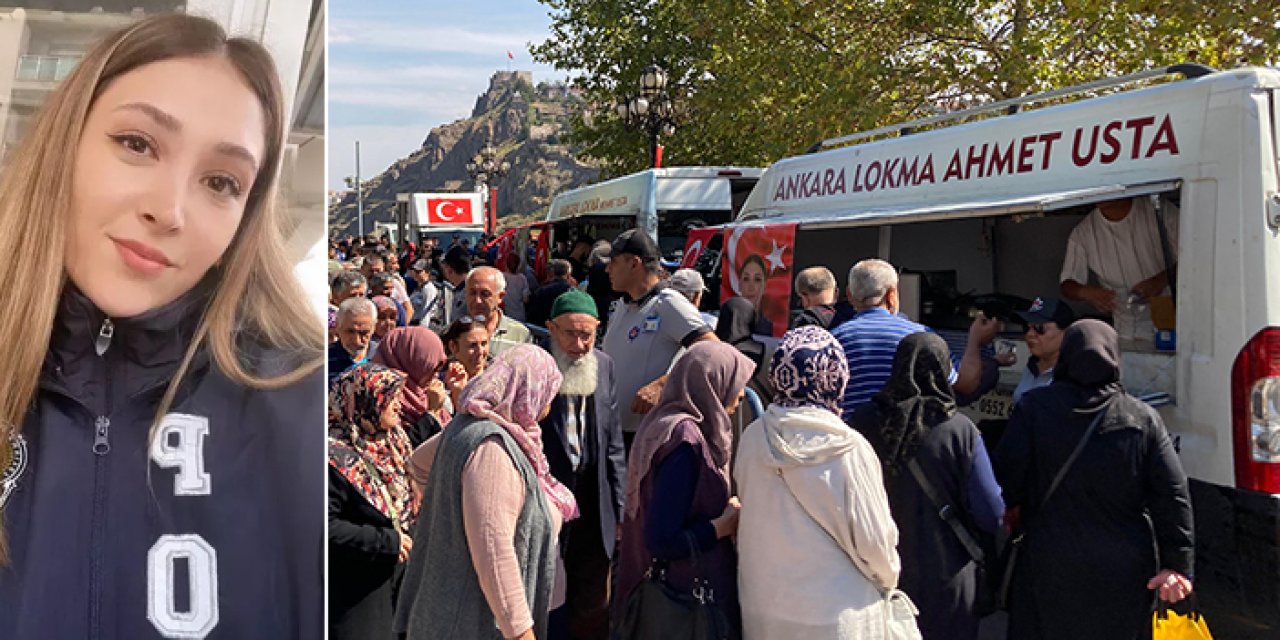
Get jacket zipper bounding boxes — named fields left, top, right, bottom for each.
left=89, top=317, right=113, bottom=639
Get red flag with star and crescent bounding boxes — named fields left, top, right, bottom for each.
left=721, top=223, right=797, bottom=337
left=680, top=227, right=722, bottom=269
left=424, top=197, right=478, bottom=225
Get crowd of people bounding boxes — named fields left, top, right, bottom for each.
left=326, top=227, right=1194, bottom=640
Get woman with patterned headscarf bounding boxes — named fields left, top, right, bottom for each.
left=848, top=332, right=1004, bottom=640
left=396, top=344, right=572, bottom=640
left=328, top=364, right=419, bottom=640
left=734, top=326, right=901, bottom=638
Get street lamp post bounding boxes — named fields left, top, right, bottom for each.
left=395, top=192, right=410, bottom=248
left=465, top=142, right=510, bottom=235
left=618, top=64, right=678, bottom=168
left=343, top=140, right=364, bottom=238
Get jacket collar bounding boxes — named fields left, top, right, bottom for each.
left=45, top=277, right=215, bottom=390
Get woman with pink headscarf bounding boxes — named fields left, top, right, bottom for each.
left=614, top=341, right=756, bottom=637
left=396, top=345, right=576, bottom=640
left=369, top=326, right=450, bottom=446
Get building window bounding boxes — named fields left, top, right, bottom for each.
left=16, top=54, right=82, bottom=82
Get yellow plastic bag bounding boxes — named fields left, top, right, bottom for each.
left=1152, top=608, right=1214, bottom=640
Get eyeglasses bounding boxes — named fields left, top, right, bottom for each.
left=458, top=314, right=488, bottom=324
left=1027, top=322, right=1051, bottom=335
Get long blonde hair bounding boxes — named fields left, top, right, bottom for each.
left=0, top=14, right=323, bottom=562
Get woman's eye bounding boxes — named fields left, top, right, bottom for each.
left=110, top=133, right=153, bottom=156
left=204, top=175, right=243, bottom=198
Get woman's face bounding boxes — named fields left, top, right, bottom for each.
left=451, top=327, right=490, bottom=374
left=374, top=307, right=398, bottom=339
left=1025, top=321, right=1065, bottom=362
left=725, top=389, right=746, bottom=415
left=740, top=261, right=766, bottom=304
left=66, top=56, right=265, bottom=318
left=379, top=393, right=401, bottom=431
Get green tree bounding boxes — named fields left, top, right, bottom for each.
left=533, top=0, right=1280, bottom=172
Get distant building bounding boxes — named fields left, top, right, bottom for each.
left=0, top=0, right=324, bottom=262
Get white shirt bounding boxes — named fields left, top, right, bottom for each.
left=1060, top=197, right=1179, bottom=294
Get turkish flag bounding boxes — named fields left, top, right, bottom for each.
left=425, top=198, right=475, bottom=224
left=680, top=227, right=722, bottom=268
left=485, top=227, right=517, bottom=265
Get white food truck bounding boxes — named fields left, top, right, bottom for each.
left=544, top=166, right=762, bottom=259
left=727, top=64, right=1280, bottom=632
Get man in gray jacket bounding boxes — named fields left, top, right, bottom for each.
left=540, top=290, right=625, bottom=640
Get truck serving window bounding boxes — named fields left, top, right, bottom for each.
left=785, top=181, right=1182, bottom=423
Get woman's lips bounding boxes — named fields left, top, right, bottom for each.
left=112, top=238, right=172, bottom=276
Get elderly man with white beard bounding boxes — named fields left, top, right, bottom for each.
left=539, top=289, right=626, bottom=640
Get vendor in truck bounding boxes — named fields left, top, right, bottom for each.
left=1059, top=196, right=1179, bottom=312
left=1012, top=296, right=1075, bottom=403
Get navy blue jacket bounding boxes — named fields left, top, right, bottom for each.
left=0, top=286, right=324, bottom=639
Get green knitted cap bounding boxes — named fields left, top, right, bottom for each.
left=551, top=288, right=598, bottom=320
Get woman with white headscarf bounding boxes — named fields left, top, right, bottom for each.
left=735, top=326, right=901, bottom=639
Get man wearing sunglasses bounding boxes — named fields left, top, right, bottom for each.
left=1013, top=296, right=1076, bottom=403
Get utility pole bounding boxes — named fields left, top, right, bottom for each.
left=355, top=140, right=363, bottom=238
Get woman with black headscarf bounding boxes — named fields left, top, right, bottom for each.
left=715, top=296, right=776, bottom=405
left=993, top=320, right=1194, bottom=640
left=849, top=332, right=1004, bottom=640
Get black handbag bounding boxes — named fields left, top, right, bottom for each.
left=615, top=530, right=737, bottom=640
left=996, top=407, right=1107, bottom=610
left=906, top=458, right=998, bottom=616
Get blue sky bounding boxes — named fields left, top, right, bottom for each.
left=328, top=0, right=566, bottom=190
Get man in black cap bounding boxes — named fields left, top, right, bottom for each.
left=601, top=229, right=716, bottom=445
left=1012, top=296, right=1076, bottom=403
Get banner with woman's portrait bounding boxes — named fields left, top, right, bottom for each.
left=720, top=223, right=797, bottom=337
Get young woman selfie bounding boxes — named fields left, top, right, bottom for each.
left=0, top=13, right=324, bottom=640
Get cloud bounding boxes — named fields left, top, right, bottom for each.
left=328, top=123, right=439, bottom=191
left=327, top=63, right=491, bottom=123
left=328, top=61, right=570, bottom=121
left=329, top=85, right=476, bottom=117
left=329, top=21, right=547, bottom=57
left=330, top=64, right=486, bottom=85
left=326, top=9, right=574, bottom=190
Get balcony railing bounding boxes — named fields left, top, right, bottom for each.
left=16, top=55, right=81, bottom=82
